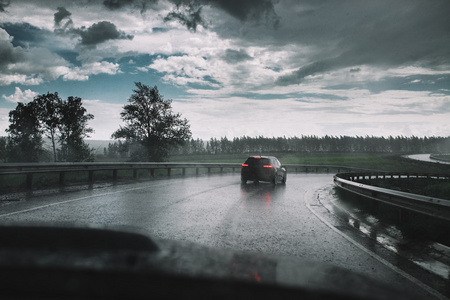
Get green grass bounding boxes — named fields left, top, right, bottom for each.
left=168, top=152, right=449, bottom=173
left=359, top=178, right=450, bottom=200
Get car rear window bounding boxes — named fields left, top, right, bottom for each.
left=244, top=157, right=271, bottom=166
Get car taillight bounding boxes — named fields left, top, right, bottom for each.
left=242, top=164, right=248, bottom=167
left=263, top=165, right=273, bottom=168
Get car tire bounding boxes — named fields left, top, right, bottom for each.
left=241, top=178, right=247, bottom=184
left=281, top=175, right=286, bottom=184
left=272, top=175, right=277, bottom=185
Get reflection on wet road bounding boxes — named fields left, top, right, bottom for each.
left=318, top=186, right=450, bottom=281
left=0, top=173, right=448, bottom=299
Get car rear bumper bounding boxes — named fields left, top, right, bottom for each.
left=241, top=169, right=275, bottom=182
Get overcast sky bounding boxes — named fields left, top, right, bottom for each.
left=0, top=0, right=449, bottom=140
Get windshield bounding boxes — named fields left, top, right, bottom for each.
left=0, top=1, right=449, bottom=300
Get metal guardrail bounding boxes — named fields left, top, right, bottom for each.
left=0, top=162, right=369, bottom=189
left=2, top=162, right=449, bottom=221
left=0, top=162, right=242, bottom=189
left=334, top=172, right=450, bottom=221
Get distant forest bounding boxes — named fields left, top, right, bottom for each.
left=103, top=135, right=450, bottom=159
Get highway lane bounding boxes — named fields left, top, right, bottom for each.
left=0, top=173, right=447, bottom=299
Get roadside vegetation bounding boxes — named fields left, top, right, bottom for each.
left=358, top=177, right=450, bottom=200
left=168, top=152, right=449, bottom=174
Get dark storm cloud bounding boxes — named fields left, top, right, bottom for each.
left=54, top=6, right=74, bottom=34
left=232, top=0, right=450, bottom=87
left=164, top=0, right=279, bottom=31
left=0, top=31, right=25, bottom=69
left=103, top=0, right=134, bottom=10
left=223, top=49, right=253, bottom=64
left=0, top=0, right=10, bottom=12
left=276, top=61, right=336, bottom=85
left=103, top=0, right=158, bottom=12
left=1, top=22, right=43, bottom=47
left=79, top=21, right=134, bottom=46
left=210, top=0, right=279, bottom=24
left=327, top=74, right=450, bottom=95
left=50, top=7, right=134, bottom=47
left=99, top=0, right=279, bottom=25
left=54, top=7, right=72, bottom=26
left=164, top=2, right=205, bottom=31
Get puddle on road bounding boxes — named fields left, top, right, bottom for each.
left=317, top=186, right=450, bottom=281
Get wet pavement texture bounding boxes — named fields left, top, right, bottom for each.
left=0, top=173, right=448, bottom=299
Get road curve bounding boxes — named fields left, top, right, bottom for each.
left=406, top=154, right=450, bottom=165
left=0, top=173, right=446, bottom=299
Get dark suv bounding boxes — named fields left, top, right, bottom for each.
left=241, top=156, right=287, bottom=184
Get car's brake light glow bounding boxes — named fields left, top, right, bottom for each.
left=263, top=165, right=273, bottom=168
left=242, top=163, right=248, bottom=167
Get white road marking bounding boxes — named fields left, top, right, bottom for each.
left=0, top=184, right=163, bottom=218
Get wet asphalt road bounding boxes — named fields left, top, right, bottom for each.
left=0, top=173, right=447, bottom=299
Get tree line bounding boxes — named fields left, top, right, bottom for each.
left=171, top=135, right=450, bottom=155
left=103, top=135, right=450, bottom=158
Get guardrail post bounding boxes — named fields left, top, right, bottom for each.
left=182, top=168, right=186, bottom=176
left=150, top=169, right=154, bottom=177
left=59, top=172, right=65, bottom=185
left=133, top=169, right=138, bottom=179
left=113, top=170, right=118, bottom=181
left=220, top=167, right=223, bottom=173
left=26, top=173, right=33, bottom=189
left=196, top=168, right=199, bottom=175
left=208, top=167, right=211, bottom=174
left=168, top=168, right=171, bottom=177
